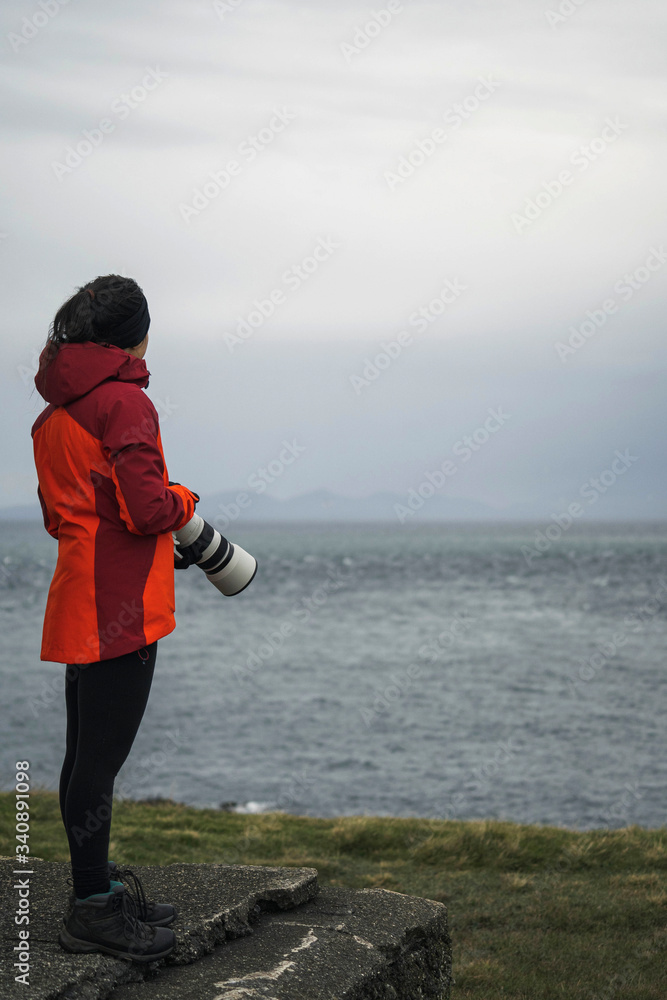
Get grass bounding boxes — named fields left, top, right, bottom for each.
left=2, top=790, right=666, bottom=999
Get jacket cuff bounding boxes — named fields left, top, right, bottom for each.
left=167, top=484, right=200, bottom=531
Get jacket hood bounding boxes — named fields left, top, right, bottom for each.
left=35, top=342, right=150, bottom=406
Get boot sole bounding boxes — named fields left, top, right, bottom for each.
left=66, top=895, right=177, bottom=927
left=58, top=924, right=175, bottom=963
left=147, top=912, right=176, bottom=927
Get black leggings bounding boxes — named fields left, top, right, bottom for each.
left=59, top=642, right=157, bottom=900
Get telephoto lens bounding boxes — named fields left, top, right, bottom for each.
left=173, top=514, right=257, bottom=596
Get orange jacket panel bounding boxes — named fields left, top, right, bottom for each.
left=31, top=342, right=198, bottom=663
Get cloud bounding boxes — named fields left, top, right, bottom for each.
left=1, top=0, right=665, bottom=514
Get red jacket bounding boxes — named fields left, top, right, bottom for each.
left=31, top=342, right=199, bottom=664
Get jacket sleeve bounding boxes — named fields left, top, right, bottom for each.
left=102, top=389, right=199, bottom=536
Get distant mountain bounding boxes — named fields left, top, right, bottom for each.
left=195, top=488, right=499, bottom=525
left=0, top=490, right=497, bottom=524
left=0, top=488, right=662, bottom=524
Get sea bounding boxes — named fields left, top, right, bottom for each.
left=1, top=519, right=665, bottom=831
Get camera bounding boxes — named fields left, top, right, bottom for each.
left=173, top=514, right=257, bottom=596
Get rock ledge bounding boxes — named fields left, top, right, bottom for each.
left=0, top=858, right=451, bottom=999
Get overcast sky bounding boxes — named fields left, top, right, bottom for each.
left=1, top=0, right=666, bottom=517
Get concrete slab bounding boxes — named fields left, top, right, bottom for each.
left=0, top=857, right=318, bottom=1000
left=110, top=886, right=452, bottom=1000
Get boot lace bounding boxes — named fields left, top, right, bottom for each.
left=115, top=886, right=153, bottom=944
left=113, top=865, right=150, bottom=921
left=66, top=868, right=153, bottom=925
left=65, top=876, right=153, bottom=947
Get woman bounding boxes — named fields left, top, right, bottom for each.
left=32, top=274, right=200, bottom=962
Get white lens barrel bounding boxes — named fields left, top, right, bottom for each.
left=173, top=514, right=257, bottom=596
left=206, top=543, right=258, bottom=596
left=173, top=513, right=205, bottom=548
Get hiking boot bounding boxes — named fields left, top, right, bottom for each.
left=66, top=863, right=177, bottom=927
left=109, top=862, right=177, bottom=927
left=58, top=884, right=175, bottom=963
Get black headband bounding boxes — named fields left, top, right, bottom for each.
left=96, top=294, right=151, bottom=349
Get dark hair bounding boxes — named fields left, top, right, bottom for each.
left=43, top=274, right=146, bottom=367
